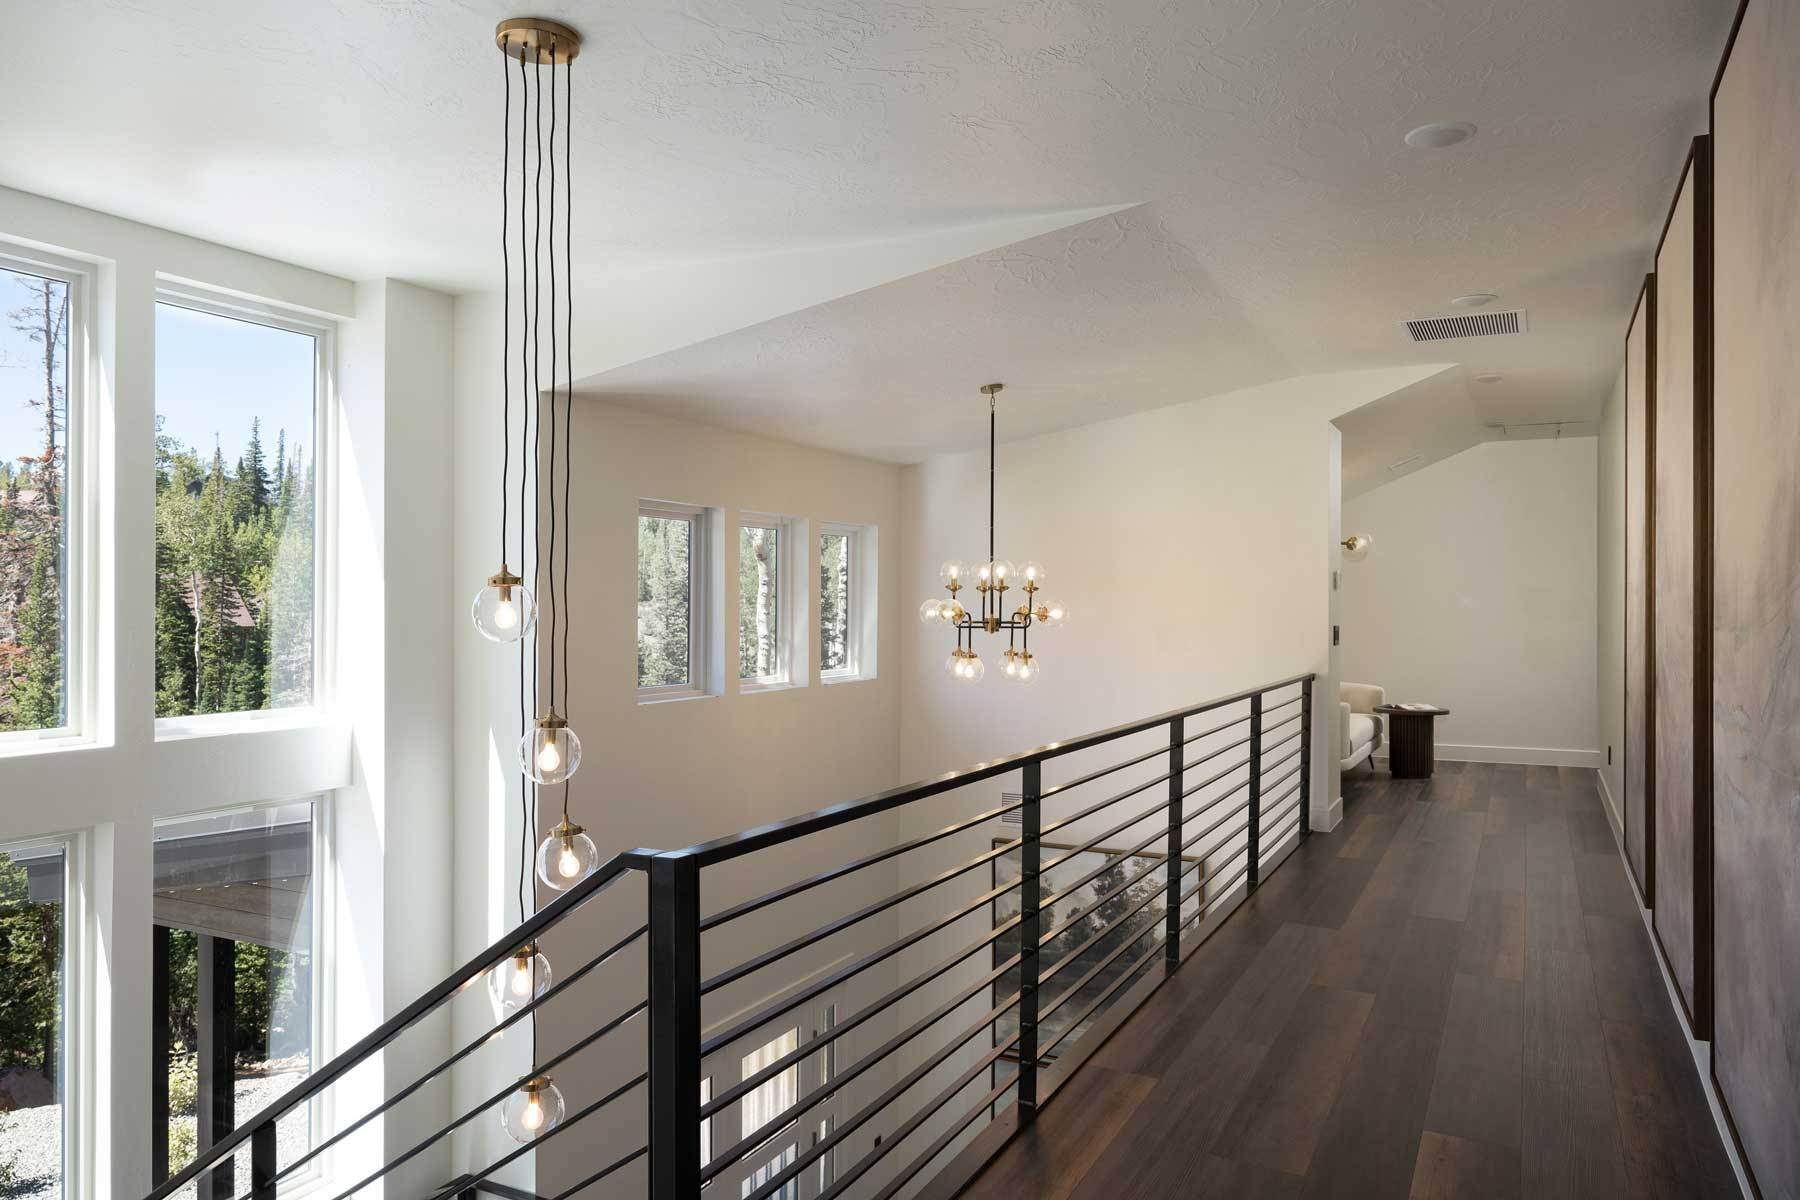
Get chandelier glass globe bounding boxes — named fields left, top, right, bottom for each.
left=536, top=820, right=599, bottom=891
left=471, top=569, right=537, bottom=643
left=501, top=1078, right=566, bottom=1144
left=1019, top=561, right=1047, bottom=588
left=1010, top=651, right=1039, bottom=683
left=945, top=648, right=984, bottom=682
left=976, top=559, right=1016, bottom=587
left=939, top=559, right=968, bottom=586
left=520, top=713, right=582, bottom=784
left=919, top=598, right=949, bottom=624
left=488, top=944, right=553, bottom=1013
left=1034, top=599, right=1069, bottom=628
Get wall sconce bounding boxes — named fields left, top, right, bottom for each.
left=1341, top=534, right=1372, bottom=562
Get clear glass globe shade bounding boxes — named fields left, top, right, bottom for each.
left=1013, top=657, right=1040, bottom=683
left=919, top=598, right=946, bottom=624
left=536, top=827, right=600, bottom=892
left=501, top=1079, right=566, bottom=1144
left=1019, top=561, right=1047, bottom=587
left=957, top=653, right=984, bottom=683
left=985, top=559, right=1017, bottom=586
left=472, top=581, right=537, bottom=643
left=488, top=947, right=553, bottom=1013
left=519, top=722, right=582, bottom=785
left=944, top=651, right=964, bottom=679
left=938, top=559, right=968, bottom=586
left=1037, top=599, right=1068, bottom=628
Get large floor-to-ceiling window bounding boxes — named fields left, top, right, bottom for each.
left=0, top=839, right=68, bottom=1200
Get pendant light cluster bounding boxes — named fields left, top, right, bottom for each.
left=466, top=15, right=594, bottom=1146
left=919, top=383, right=1068, bottom=682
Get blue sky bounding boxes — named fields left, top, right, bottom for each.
left=1, top=270, right=314, bottom=481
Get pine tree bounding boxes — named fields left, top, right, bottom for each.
left=245, top=417, right=270, bottom=512
left=6, top=536, right=63, bottom=729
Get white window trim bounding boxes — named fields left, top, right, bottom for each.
left=0, top=247, right=95, bottom=754
left=637, top=499, right=712, bottom=703
left=819, top=521, right=877, bottom=684
left=151, top=286, right=337, bottom=740
left=736, top=512, right=806, bottom=694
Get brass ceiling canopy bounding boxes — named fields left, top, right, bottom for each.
left=495, top=17, right=582, bottom=63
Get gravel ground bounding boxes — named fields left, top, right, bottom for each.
left=0, top=1072, right=308, bottom=1200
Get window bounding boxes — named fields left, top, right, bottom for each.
left=0, top=261, right=76, bottom=738
left=738, top=521, right=782, bottom=684
left=700, top=1077, right=713, bottom=1169
left=739, top=1026, right=799, bottom=1141
left=819, top=523, right=875, bottom=682
left=154, top=296, right=324, bottom=723
left=0, top=839, right=69, bottom=1199
left=637, top=501, right=708, bottom=698
left=151, top=801, right=321, bottom=1191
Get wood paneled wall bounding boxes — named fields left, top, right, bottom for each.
left=1710, top=1, right=1800, bottom=1193
left=1623, top=281, right=1654, bottom=903
left=1650, top=139, right=1712, bottom=1039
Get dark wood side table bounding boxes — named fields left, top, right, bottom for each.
left=1374, top=704, right=1450, bottom=779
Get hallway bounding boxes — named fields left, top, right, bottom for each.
left=958, top=762, right=1738, bottom=1198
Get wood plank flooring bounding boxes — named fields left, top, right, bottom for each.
left=956, top=762, right=1738, bottom=1199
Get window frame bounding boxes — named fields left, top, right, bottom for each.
left=736, top=512, right=805, bottom=693
left=151, top=286, right=336, bottom=738
left=636, top=499, right=711, bottom=703
left=0, top=247, right=93, bottom=751
left=818, top=522, right=876, bottom=684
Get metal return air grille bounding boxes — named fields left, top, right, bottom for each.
left=1403, top=309, right=1527, bottom=342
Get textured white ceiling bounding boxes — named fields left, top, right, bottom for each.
left=0, top=0, right=1731, bottom=461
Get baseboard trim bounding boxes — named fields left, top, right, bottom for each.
left=1596, top=771, right=1623, bottom=839
left=1373, top=743, right=1602, bottom=769
left=1320, top=795, right=1343, bottom=832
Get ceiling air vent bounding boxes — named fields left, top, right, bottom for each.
left=1403, top=309, right=1527, bottom=342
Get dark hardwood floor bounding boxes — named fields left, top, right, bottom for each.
left=956, top=762, right=1738, bottom=1199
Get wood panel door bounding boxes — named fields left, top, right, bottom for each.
left=1650, top=137, right=1712, bottom=1040
left=1710, top=1, right=1800, bottom=1193
left=1623, top=278, right=1654, bottom=904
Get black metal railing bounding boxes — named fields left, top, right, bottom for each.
left=147, top=673, right=1314, bottom=1200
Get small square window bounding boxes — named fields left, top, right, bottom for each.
left=638, top=501, right=710, bottom=699
left=819, top=523, right=876, bottom=683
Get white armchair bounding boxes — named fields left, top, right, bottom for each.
left=1340, top=682, right=1385, bottom=772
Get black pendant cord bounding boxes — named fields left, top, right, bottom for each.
left=988, top=394, right=996, bottom=624
left=546, top=47, right=559, bottom=717
left=499, top=49, right=511, bottom=566
left=560, top=52, right=575, bottom=826
left=515, top=40, right=532, bottom=954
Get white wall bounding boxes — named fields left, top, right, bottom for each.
left=1340, top=436, right=1600, bottom=766
left=1596, top=369, right=1626, bottom=821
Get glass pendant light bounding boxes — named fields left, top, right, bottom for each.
left=520, top=712, right=582, bottom=784
left=472, top=567, right=538, bottom=642
left=488, top=943, right=553, bottom=1012
left=501, top=1077, right=566, bottom=1143
left=1034, top=599, right=1069, bottom=627
left=536, top=818, right=599, bottom=890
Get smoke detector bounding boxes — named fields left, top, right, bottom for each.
left=1405, top=121, right=1476, bottom=149
left=1403, top=309, right=1527, bottom=343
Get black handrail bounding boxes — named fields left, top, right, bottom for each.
left=148, top=848, right=659, bottom=1200
left=149, top=673, right=1315, bottom=1200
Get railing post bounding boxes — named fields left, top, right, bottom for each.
left=1016, top=761, right=1042, bottom=1122
left=1165, top=716, right=1184, bottom=969
left=250, top=1124, right=276, bottom=1200
left=648, top=855, right=702, bottom=1199
left=1299, top=676, right=1314, bottom=840
left=1247, top=694, right=1263, bottom=890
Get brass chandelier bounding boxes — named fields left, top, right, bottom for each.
left=919, top=383, right=1067, bottom=682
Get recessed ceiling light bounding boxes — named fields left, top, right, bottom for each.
left=1474, top=372, right=1504, bottom=384
left=1404, top=121, right=1476, bottom=149
left=1450, top=293, right=1498, bottom=308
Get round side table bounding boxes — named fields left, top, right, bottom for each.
left=1373, top=704, right=1450, bottom=779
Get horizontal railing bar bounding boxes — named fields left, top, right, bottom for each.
left=548, top=1144, right=647, bottom=1200
left=1039, top=824, right=1170, bottom=922
left=671, top=674, right=1314, bottom=866
left=1181, top=753, right=1252, bottom=800
left=1261, top=730, right=1303, bottom=762
left=1263, top=710, right=1302, bottom=737
left=1261, top=762, right=1302, bottom=798
left=1181, top=709, right=1253, bottom=746
left=1180, top=798, right=1250, bottom=862
left=1202, top=855, right=1253, bottom=914
left=1040, top=798, right=1172, bottom=878
left=1037, top=933, right=1164, bottom=1060
left=802, top=1032, right=1023, bottom=1200
left=1182, top=733, right=1253, bottom=773
left=146, top=848, right=657, bottom=1200
left=1260, top=742, right=1302, bottom=778
left=1039, top=891, right=1166, bottom=1026
left=702, top=879, right=1023, bottom=1056
left=707, top=911, right=1028, bottom=1101
left=701, top=834, right=1024, bottom=995
left=1179, top=777, right=1249, bottom=838
left=1260, top=781, right=1303, bottom=821
left=1260, top=693, right=1302, bottom=717
left=1263, top=809, right=1304, bottom=857
left=1040, top=771, right=1171, bottom=840
left=708, top=985, right=1021, bottom=1183
left=263, top=923, right=647, bottom=1186
left=742, top=1006, right=1022, bottom=1200
left=699, top=798, right=1023, bottom=932
left=1042, top=742, right=1171, bottom=800
left=866, top=1075, right=1018, bottom=1200
left=1039, top=875, right=1169, bottom=993
left=327, top=1069, right=648, bottom=1200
